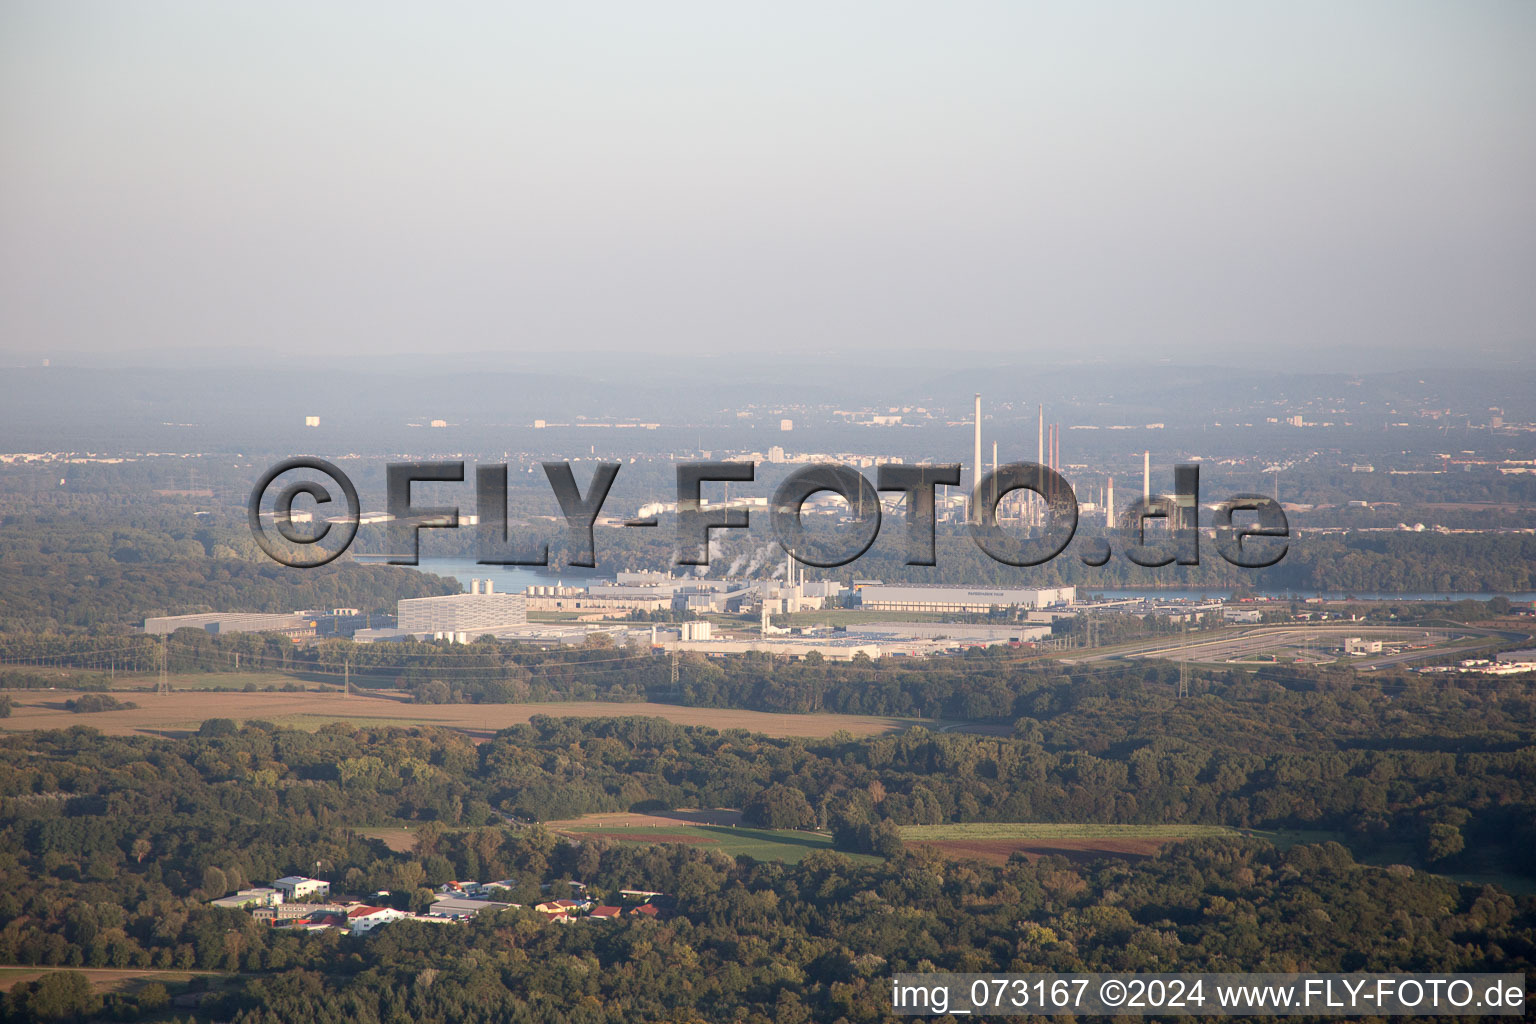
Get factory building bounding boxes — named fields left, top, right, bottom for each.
left=654, top=636, right=912, bottom=661
left=143, top=612, right=317, bottom=639
left=650, top=621, right=713, bottom=644
left=670, top=583, right=759, bottom=615
left=523, top=585, right=670, bottom=616
left=855, top=584, right=1074, bottom=613
left=396, top=579, right=527, bottom=633
left=854, top=621, right=1052, bottom=645
left=353, top=622, right=629, bottom=647
left=273, top=876, right=331, bottom=902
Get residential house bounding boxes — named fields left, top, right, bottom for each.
left=347, top=905, right=404, bottom=934
left=534, top=898, right=591, bottom=917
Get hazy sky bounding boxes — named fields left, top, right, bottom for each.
left=2, top=3, right=1533, bottom=368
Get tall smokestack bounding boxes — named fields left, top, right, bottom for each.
left=1143, top=451, right=1151, bottom=504
left=1105, top=476, right=1114, bottom=529
left=1037, top=404, right=1045, bottom=527
left=991, top=441, right=998, bottom=519
left=973, top=393, right=982, bottom=524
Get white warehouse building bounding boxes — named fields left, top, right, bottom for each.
left=272, top=876, right=331, bottom=902
left=397, top=579, right=528, bottom=634
left=856, top=584, right=1074, bottom=614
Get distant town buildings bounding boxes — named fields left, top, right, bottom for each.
left=1424, top=650, right=1536, bottom=677
left=208, top=876, right=668, bottom=935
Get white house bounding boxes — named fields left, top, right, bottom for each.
left=346, top=905, right=404, bottom=935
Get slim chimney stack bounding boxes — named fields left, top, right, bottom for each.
left=991, top=440, right=998, bottom=519
left=1037, top=404, right=1045, bottom=527
left=972, top=393, right=983, bottom=524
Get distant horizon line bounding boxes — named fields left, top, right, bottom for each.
left=4, top=347, right=1534, bottom=376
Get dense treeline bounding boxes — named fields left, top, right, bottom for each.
left=8, top=842, right=1529, bottom=1023
left=10, top=622, right=1526, bottom=748
left=0, top=631, right=659, bottom=703
left=0, top=720, right=1532, bottom=1023
left=0, top=513, right=458, bottom=631
left=4, top=662, right=1534, bottom=893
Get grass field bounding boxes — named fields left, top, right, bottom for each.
left=900, top=822, right=1248, bottom=865
left=357, top=826, right=476, bottom=853
left=899, top=823, right=1246, bottom=842
left=0, top=966, right=229, bottom=996
left=111, top=671, right=326, bottom=692
left=553, top=822, right=877, bottom=863
left=0, top=689, right=922, bottom=740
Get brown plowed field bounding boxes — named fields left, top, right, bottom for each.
left=908, top=837, right=1169, bottom=866
left=0, top=691, right=914, bottom=740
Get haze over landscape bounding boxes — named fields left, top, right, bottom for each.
left=3, top=2, right=1534, bottom=371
